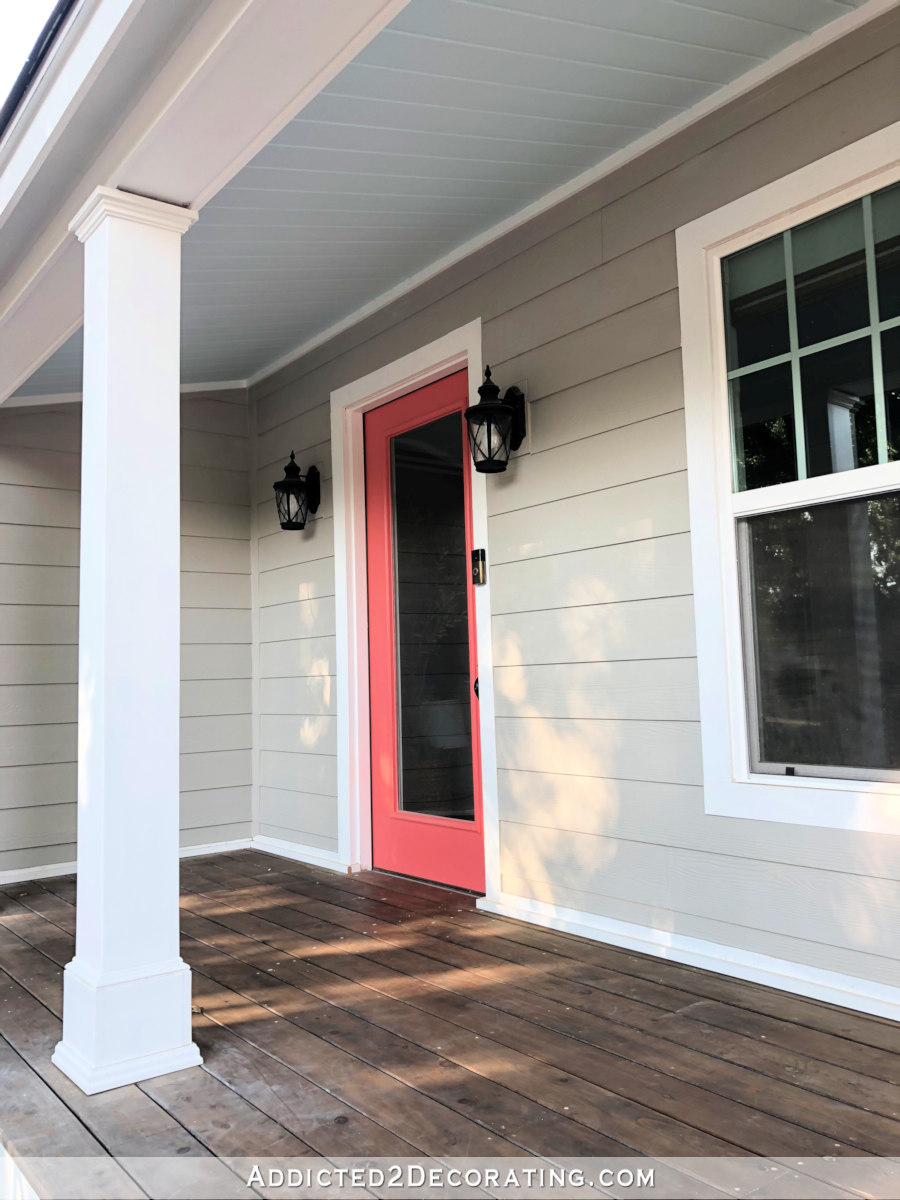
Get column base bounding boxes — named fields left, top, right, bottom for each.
left=52, top=957, right=202, bottom=1094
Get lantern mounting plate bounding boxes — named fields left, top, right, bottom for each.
left=503, top=386, right=527, bottom=452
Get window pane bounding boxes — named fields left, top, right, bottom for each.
left=793, top=201, right=868, bottom=347
left=723, top=235, right=790, bottom=370
left=741, top=493, right=900, bottom=773
left=873, top=181, right=900, bottom=322
left=800, top=337, right=876, bottom=477
left=731, top=361, right=796, bottom=491
left=885, top=326, right=900, bottom=460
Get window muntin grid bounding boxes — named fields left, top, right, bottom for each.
left=723, top=181, right=900, bottom=492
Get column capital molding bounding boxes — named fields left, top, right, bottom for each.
left=70, top=185, right=198, bottom=243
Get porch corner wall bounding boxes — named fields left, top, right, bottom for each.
left=248, top=11, right=900, bottom=999
left=0, top=389, right=253, bottom=877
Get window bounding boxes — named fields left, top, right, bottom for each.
left=724, top=186, right=900, bottom=492
left=677, top=123, right=900, bottom=834
left=721, top=183, right=900, bottom=783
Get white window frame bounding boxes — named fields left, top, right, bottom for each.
left=677, top=121, right=900, bottom=837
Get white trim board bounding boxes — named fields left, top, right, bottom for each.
left=0, top=838, right=253, bottom=885
left=246, top=0, right=897, bottom=390
left=677, top=120, right=900, bottom=837
left=251, top=834, right=353, bottom=875
left=478, top=892, right=900, bottom=1023
left=329, top=319, right=503, bottom=902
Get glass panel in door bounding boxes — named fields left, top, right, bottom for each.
left=391, top=414, right=475, bottom=820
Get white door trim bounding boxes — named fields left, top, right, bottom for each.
left=329, top=318, right=501, bottom=899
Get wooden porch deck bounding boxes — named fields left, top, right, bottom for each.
left=1, top=848, right=899, bottom=1195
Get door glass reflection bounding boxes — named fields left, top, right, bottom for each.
left=391, top=413, right=475, bottom=820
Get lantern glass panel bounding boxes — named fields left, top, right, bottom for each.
left=467, top=409, right=513, bottom=472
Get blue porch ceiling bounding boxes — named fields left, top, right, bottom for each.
left=14, top=0, right=868, bottom=395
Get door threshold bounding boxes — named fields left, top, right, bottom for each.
left=371, top=867, right=484, bottom=898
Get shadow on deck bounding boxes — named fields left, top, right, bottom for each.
left=1, top=848, right=898, bottom=1197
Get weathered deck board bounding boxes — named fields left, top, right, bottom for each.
left=0, top=848, right=897, bottom=1200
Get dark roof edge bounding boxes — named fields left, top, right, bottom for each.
left=0, top=0, right=81, bottom=146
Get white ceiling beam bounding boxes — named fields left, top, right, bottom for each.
left=0, top=0, right=410, bottom=403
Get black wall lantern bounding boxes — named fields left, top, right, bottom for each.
left=273, top=452, right=321, bottom=530
left=464, top=366, right=526, bottom=473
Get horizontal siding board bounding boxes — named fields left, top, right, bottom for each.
left=0, top=763, right=75, bottom=811
left=180, top=679, right=251, bottom=718
left=0, top=485, right=80, bottom=529
left=180, top=644, right=251, bottom=680
left=601, top=45, right=900, bottom=262
left=486, top=232, right=677, bottom=366
left=0, top=447, right=81, bottom=490
left=259, top=596, right=336, bottom=643
left=181, top=608, right=250, bottom=645
left=256, top=401, right=331, bottom=469
left=258, top=558, right=336, bottom=606
left=494, top=658, right=699, bottom=721
left=0, top=564, right=78, bottom=605
left=0, top=842, right=75, bottom=873
left=179, top=821, right=251, bottom=849
left=491, top=532, right=693, bottom=613
left=259, top=786, right=339, bottom=840
left=499, top=870, right=900, bottom=989
left=181, top=396, right=249, bottom=438
left=0, top=684, right=76, bottom=726
left=181, top=536, right=248, bottom=574
left=259, top=635, right=336, bottom=679
left=180, top=714, right=252, bottom=754
left=259, top=749, right=336, bottom=796
left=498, top=771, right=900, bottom=882
left=0, top=724, right=75, bottom=768
left=179, top=786, right=251, bottom=830
left=0, top=646, right=77, bottom=685
left=487, top=407, right=686, bottom=517
left=491, top=288, right=681, bottom=403
left=181, top=571, right=250, bottom=609
left=0, top=525, right=79, bottom=567
left=181, top=465, right=249, bottom=505
left=496, top=715, right=702, bottom=785
left=181, top=501, right=250, bottom=540
left=181, top=428, right=249, bottom=471
left=0, top=802, right=75, bottom=851
left=179, top=749, right=252, bottom=792
left=0, top=606, right=78, bottom=645
left=493, top=596, right=697, bottom=665
left=528, top=349, right=684, bottom=454
left=489, top=473, right=690, bottom=563
left=260, top=714, right=337, bottom=756
left=259, top=675, right=336, bottom=716
left=257, top=519, right=334, bottom=573
left=0, top=411, right=81, bottom=453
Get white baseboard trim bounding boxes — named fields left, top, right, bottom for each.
left=250, top=834, right=353, bottom=874
left=477, top=891, right=900, bottom=1022
left=179, top=837, right=252, bottom=859
left=0, top=839, right=253, bottom=885
left=0, top=860, right=77, bottom=885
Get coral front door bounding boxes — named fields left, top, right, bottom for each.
left=364, top=370, right=485, bottom=892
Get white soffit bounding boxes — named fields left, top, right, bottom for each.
left=13, top=0, right=874, bottom=395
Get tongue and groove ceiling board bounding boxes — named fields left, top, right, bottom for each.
left=13, top=0, right=869, bottom=395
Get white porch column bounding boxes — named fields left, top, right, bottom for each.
left=52, top=187, right=200, bottom=1095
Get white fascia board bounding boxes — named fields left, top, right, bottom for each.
left=0, top=0, right=411, bottom=404
left=0, top=0, right=143, bottom=224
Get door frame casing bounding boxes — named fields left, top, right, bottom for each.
left=330, top=319, right=501, bottom=898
